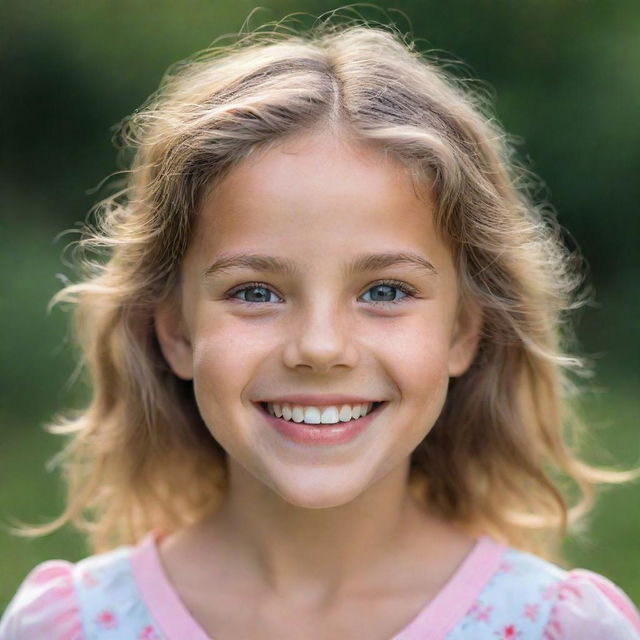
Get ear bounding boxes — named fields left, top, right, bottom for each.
left=154, top=300, right=194, bottom=380
left=447, top=296, right=483, bottom=378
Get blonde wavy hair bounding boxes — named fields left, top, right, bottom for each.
left=9, top=11, right=639, bottom=563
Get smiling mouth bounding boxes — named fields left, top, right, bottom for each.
left=258, top=401, right=387, bottom=423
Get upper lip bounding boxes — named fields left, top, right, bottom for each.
left=256, top=395, right=384, bottom=407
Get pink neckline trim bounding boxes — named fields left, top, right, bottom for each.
left=130, top=530, right=506, bottom=640
left=130, top=530, right=211, bottom=640
left=392, top=534, right=506, bottom=639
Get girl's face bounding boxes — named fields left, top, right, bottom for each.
left=155, top=131, right=482, bottom=508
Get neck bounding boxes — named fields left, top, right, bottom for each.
left=191, top=458, right=443, bottom=607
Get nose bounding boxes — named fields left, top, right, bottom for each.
left=282, top=298, right=359, bottom=373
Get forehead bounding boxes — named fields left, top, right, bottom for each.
left=188, top=132, right=451, bottom=271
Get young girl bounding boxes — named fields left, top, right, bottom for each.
left=2, top=13, right=639, bottom=640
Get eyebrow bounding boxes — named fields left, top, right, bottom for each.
left=202, top=251, right=439, bottom=280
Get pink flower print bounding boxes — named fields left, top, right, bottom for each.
left=499, top=561, right=514, bottom=573
left=81, top=570, right=99, bottom=588
left=523, top=602, right=540, bottom=621
left=95, top=609, right=118, bottom=629
left=541, top=583, right=560, bottom=601
left=557, top=581, right=582, bottom=602
left=471, top=602, right=493, bottom=622
left=139, top=625, right=161, bottom=640
left=542, top=616, right=563, bottom=639
left=494, top=624, right=520, bottom=639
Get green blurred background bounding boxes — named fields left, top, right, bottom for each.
left=1, top=0, right=639, bottom=611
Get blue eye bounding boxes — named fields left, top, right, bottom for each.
left=229, top=284, right=283, bottom=304
left=226, top=280, right=417, bottom=306
left=360, top=281, right=413, bottom=304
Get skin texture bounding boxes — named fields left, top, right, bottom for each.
left=154, top=129, right=483, bottom=622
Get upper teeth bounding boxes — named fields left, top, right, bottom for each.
left=266, top=402, right=375, bottom=424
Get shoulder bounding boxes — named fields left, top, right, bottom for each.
left=0, top=543, right=147, bottom=640
left=474, top=544, right=569, bottom=610
left=0, top=560, right=82, bottom=640
left=544, top=568, right=640, bottom=639
left=452, top=543, right=639, bottom=639
left=498, top=547, right=640, bottom=638
left=452, top=545, right=568, bottom=637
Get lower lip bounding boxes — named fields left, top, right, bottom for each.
left=258, top=403, right=385, bottom=446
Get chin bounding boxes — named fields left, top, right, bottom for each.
left=270, top=480, right=367, bottom=510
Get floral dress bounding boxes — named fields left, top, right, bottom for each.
left=1, top=531, right=639, bottom=639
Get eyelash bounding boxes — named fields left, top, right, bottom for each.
left=225, top=279, right=418, bottom=306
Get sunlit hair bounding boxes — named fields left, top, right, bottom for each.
left=8, top=10, right=639, bottom=561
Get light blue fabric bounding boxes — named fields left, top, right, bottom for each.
left=445, top=547, right=567, bottom=639
left=72, top=546, right=166, bottom=640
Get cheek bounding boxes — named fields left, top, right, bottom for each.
left=189, top=330, right=257, bottom=443
left=190, top=317, right=272, bottom=401
left=369, top=314, right=453, bottom=379
left=193, top=335, right=243, bottom=391
left=369, top=320, right=453, bottom=422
